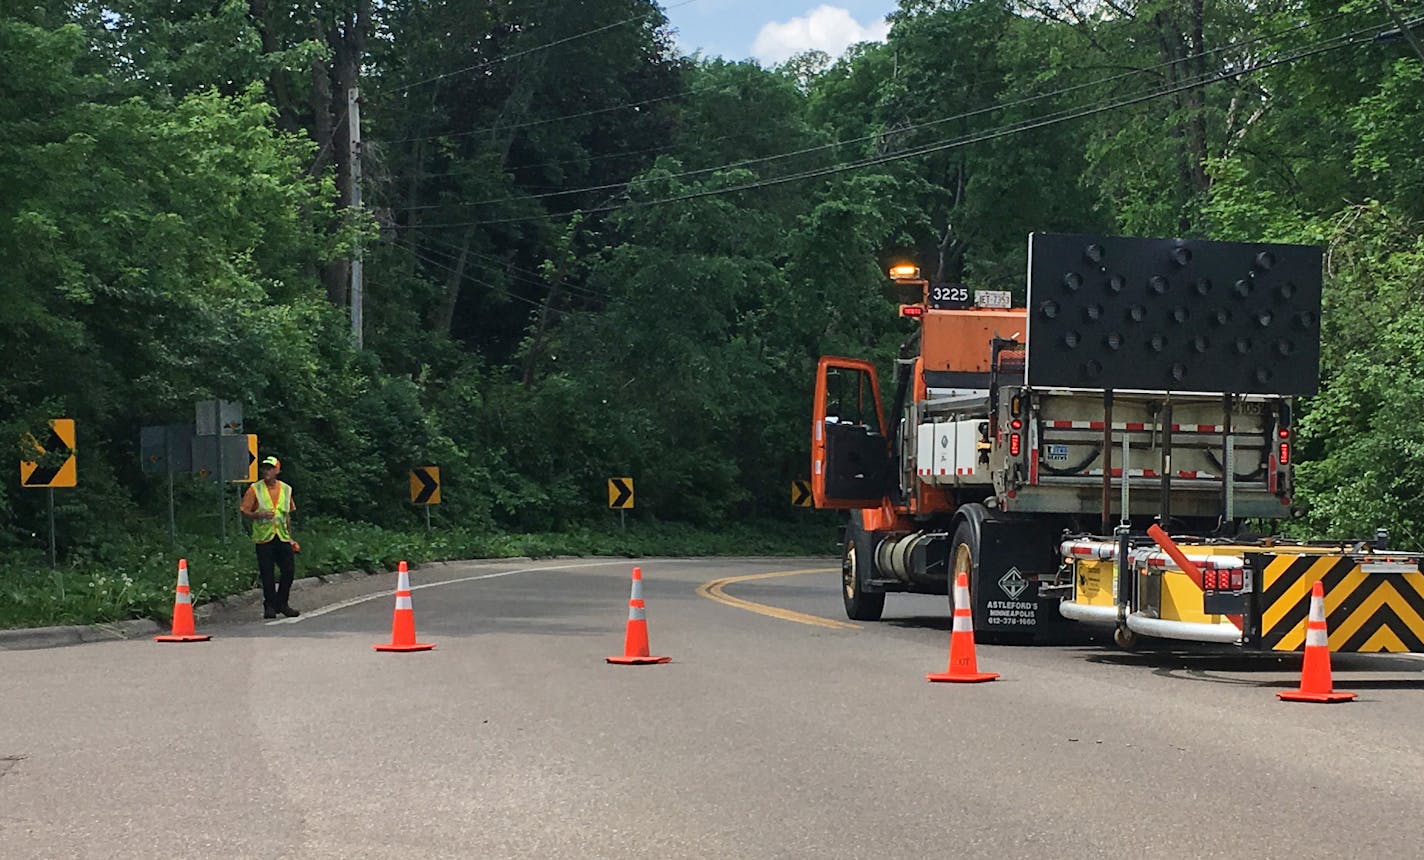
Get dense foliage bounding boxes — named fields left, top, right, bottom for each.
left=3, top=0, right=1423, bottom=574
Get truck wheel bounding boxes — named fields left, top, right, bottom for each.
left=843, top=517, right=885, bottom=622
left=948, top=521, right=977, bottom=615
left=948, top=519, right=1011, bottom=645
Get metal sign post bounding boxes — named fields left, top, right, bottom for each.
left=409, top=466, right=441, bottom=531
left=214, top=401, right=225, bottom=541
left=1225, top=435, right=1236, bottom=526
left=168, top=455, right=176, bottom=543
left=1120, top=432, right=1130, bottom=526
left=19, top=418, right=77, bottom=566
left=608, top=477, right=634, bottom=531
left=195, top=400, right=242, bottom=540
left=142, top=423, right=191, bottom=546
left=1101, top=390, right=1113, bottom=535
left=47, top=488, right=56, bottom=568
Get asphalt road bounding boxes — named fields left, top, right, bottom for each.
left=3, top=556, right=1424, bottom=859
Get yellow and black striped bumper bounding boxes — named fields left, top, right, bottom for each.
left=1256, top=553, right=1424, bottom=652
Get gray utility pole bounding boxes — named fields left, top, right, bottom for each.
left=348, top=85, right=364, bottom=349
left=1377, top=1, right=1424, bottom=71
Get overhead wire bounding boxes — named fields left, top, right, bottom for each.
left=407, top=234, right=607, bottom=304
left=396, top=15, right=1388, bottom=231
left=391, top=0, right=702, bottom=95
left=386, top=88, right=691, bottom=144
left=401, top=243, right=567, bottom=315
left=397, top=133, right=735, bottom=185
left=398, top=244, right=625, bottom=337
left=385, top=8, right=1355, bottom=213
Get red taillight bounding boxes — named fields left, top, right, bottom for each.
left=1203, top=569, right=1245, bottom=591
left=900, top=304, right=925, bottom=318
left=1278, top=429, right=1289, bottom=439
left=1279, top=441, right=1290, bottom=465
left=1011, top=418, right=1023, bottom=430
left=1010, top=433, right=1022, bottom=456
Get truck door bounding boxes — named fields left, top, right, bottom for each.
left=812, top=357, right=891, bottom=508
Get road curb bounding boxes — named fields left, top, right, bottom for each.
left=0, top=570, right=376, bottom=651
left=0, top=557, right=641, bottom=651
left=0, top=618, right=162, bottom=651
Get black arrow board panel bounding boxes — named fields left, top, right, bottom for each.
left=1025, top=233, right=1323, bottom=394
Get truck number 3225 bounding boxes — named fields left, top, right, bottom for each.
left=930, top=286, right=970, bottom=307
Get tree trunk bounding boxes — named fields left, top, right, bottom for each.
left=1186, top=0, right=1210, bottom=195
left=318, top=2, right=371, bottom=309
left=433, top=231, right=473, bottom=336
left=247, top=0, right=298, bottom=131
left=311, top=42, right=346, bottom=305
left=522, top=269, right=565, bottom=389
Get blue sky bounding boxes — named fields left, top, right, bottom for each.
left=663, top=0, right=899, bottom=64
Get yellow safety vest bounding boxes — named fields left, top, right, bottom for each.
left=250, top=480, right=293, bottom=544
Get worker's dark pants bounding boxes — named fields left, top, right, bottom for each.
left=256, top=538, right=295, bottom=611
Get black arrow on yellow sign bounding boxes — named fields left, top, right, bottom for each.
left=231, top=434, right=258, bottom=484
left=608, top=477, right=634, bottom=510
left=20, top=419, right=77, bottom=488
left=410, top=466, right=441, bottom=505
left=791, top=479, right=813, bottom=508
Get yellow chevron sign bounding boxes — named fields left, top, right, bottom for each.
left=608, top=477, right=634, bottom=510
left=19, top=418, right=77, bottom=488
left=1258, top=553, right=1424, bottom=652
left=410, top=466, right=441, bottom=505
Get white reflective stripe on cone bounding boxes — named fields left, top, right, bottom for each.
left=175, top=592, right=191, bottom=605
left=1306, top=625, right=1328, bottom=648
left=178, top=568, right=191, bottom=587
left=1308, top=595, right=1325, bottom=624
left=952, top=611, right=973, bottom=633
left=397, top=571, right=412, bottom=591
left=630, top=578, right=644, bottom=601
left=629, top=605, right=646, bottom=621
left=396, top=596, right=413, bottom=610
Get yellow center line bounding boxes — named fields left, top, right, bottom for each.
left=695, top=568, right=861, bottom=630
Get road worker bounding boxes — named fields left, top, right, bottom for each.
left=238, top=455, right=301, bottom=619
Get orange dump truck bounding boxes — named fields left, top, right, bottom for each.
left=812, top=234, right=1424, bottom=650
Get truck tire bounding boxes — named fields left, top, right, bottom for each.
left=948, top=521, right=977, bottom=616
left=948, top=519, right=1011, bottom=645
left=842, top=516, right=885, bottom=622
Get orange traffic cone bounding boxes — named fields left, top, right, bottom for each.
left=156, top=558, right=211, bottom=643
left=373, top=561, right=434, bottom=652
left=607, top=567, right=670, bottom=665
left=927, top=571, right=998, bottom=683
left=1278, top=580, right=1355, bottom=703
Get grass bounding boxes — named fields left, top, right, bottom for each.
left=0, top=517, right=838, bottom=630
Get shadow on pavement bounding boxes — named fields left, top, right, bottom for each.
left=1079, top=646, right=1424, bottom=688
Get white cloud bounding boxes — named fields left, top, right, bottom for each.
left=752, top=5, right=890, bottom=65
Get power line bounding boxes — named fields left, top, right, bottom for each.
left=412, top=235, right=606, bottom=303
left=391, top=10, right=1355, bottom=213
left=403, top=244, right=560, bottom=314
left=391, top=0, right=702, bottom=95
left=392, top=132, right=737, bottom=186
left=386, top=88, right=690, bottom=145
left=400, top=244, right=618, bottom=335
left=399, top=17, right=1386, bottom=231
